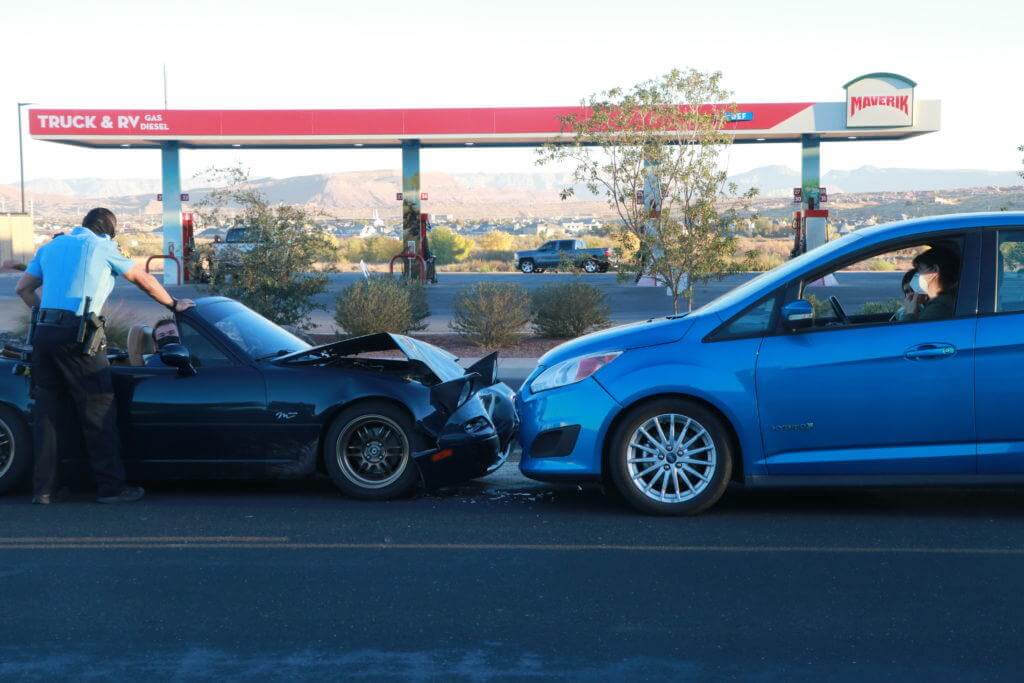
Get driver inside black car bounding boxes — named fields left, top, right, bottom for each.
left=144, top=318, right=181, bottom=367
left=901, top=247, right=960, bottom=322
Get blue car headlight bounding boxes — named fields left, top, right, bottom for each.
left=529, top=352, right=621, bottom=393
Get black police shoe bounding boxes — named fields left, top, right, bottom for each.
left=96, top=486, right=146, bottom=504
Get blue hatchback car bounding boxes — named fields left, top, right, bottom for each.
left=516, top=212, right=1024, bottom=515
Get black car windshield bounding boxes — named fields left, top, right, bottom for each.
left=197, top=300, right=310, bottom=360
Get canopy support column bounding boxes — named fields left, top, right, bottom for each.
left=160, top=141, right=182, bottom=285
left=401, top=140, right=421, bottom=258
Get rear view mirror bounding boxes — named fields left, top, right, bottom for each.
left=160, top=343, right=196, bottom=376
left=781, top=300, right=814, bottom=331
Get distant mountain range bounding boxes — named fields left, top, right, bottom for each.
left=2, top=166, right=1020, bottom=219
left=21, top=177, right=162, bottom=198
left=728, top=165, right=1022, bottom=196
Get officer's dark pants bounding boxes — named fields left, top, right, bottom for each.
left=32, top=322, right=126, bottom=498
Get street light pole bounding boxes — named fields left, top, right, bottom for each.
left=16, top=102, right=33, bottom=215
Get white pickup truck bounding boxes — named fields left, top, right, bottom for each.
left=212, top=226, right=260, bottom=267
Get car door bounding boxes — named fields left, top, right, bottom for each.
left=557, top=240, right=577, bottom=266
left=976, top=228, right=1024, bottom=473
left=113, top=319, right=269, bottom=463
left=755, top=233, right=979, bottom=476
left=536, top=241, right=559, bottom=268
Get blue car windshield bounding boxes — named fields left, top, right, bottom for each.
left=693, top=230, right=867, bottom=316
left=198, top=300, right=311, bottom=360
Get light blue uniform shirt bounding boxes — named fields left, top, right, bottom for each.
left=25, top=227, right=136, bottom=315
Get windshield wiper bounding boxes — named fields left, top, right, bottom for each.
left=256, top=349, right=292, bottom=362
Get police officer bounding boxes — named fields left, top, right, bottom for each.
left=15, top=208, right=194, bottom=504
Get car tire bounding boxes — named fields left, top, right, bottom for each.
left=0, top=405, right=32, bottom=495
left=519, top=259, right=535, bottom=274
left=582, top=259, right=599, bottom=273
left=324, top=401, right=422, bottom=500
left=608, top=399, right=732, bottom=516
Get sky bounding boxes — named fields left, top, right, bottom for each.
left=2, top=0, right=1022, bottom=186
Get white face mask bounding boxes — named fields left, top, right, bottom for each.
left=910, top=273, right=929, bottom=295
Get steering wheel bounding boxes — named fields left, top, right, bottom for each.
left=828, top=295, right=851, bottom=325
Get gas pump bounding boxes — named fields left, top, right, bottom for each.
left=389, top=212, right=436, bottom=284
left=181, top=211, right=196, bottom=282
left=790, top=196, right=829, bottom=257
left=790, top=211, right=804, bottom=258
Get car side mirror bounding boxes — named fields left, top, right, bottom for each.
left=781, top=299, right=814, bottom=331
left=160, top=343, right=196, bottom=376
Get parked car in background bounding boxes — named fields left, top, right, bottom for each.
left=516, top=212, right=1024, bottom=515
left=514, top=239, right=611, bottom=274
left=211, top=226, right=260, bottom=268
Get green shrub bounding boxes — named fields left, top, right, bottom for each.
left=860, top=299, right=901, bottom=315
left=450, top=282, right=530, bottom=347
left=804, top=294, right=833, bottom=319
left=530, top=281, right=610, bottom=338
left=335, top=275, right=430, bottom=336
left=863, top=257, right=897, bottom=271
left=430, top=227, right=474, bottom=265
left=403, top=280, right=430, bottom=333
left=742, top=249, right=785, bottom=272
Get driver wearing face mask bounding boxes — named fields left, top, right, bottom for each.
left=145, top=318, right=182, bottom=367
left=902, top=247, right=959, bottom=322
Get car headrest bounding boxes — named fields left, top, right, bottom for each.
left=126, top=325, right=155, bottom=366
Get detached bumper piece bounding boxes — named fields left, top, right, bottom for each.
left=415, top=380, right=518, bottom=490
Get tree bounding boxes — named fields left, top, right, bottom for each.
left=194, top=166, right=336, bottom=329
left=475, top=230, right=515, bottom=252
left=430, top=226, right=474, bottom=265
left=538, top=68, right=757, bottom=312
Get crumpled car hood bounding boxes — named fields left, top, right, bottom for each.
left=275, top=332, right=466, bottom=382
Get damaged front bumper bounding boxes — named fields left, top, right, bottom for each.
left=414, top=381, right=518, bottom=490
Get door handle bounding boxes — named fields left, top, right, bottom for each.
left=904, top=343, right=957, bottom=360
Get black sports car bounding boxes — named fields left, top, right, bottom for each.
left=0, top=297, right=518, bottom=499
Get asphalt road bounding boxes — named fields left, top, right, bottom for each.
left=0, top=270, right=906, bottom=335
left=3, top=467, right=1024, bottom=681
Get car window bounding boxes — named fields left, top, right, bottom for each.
left=715, top=293, right=779, bottom=339
left=541, top=241, right=555, bottom=251
left=795, top=237, right=964, bottom=330
left=200, top=300, right=310, bottom=360
left=560, top=241, right=574, bottom=250
left=225, top=228, right=249, bottom=243
left=178, top=321, right=233, bottom=368
left=997, top=232, right=1024, bottom=313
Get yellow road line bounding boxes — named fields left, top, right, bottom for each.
left=0, top=536, right=289, bottom=543
left=1, top=541, right=1024, bottom=555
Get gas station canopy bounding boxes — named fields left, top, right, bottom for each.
left=28, top=100, right=940, bottom=149
left=26, top=74, right=942, bottom=285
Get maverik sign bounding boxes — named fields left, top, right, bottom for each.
left=844, top=73, right=915, bottom=128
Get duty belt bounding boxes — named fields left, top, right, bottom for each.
left=37, top=308, right=81, bottom=326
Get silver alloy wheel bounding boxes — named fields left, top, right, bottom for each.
left=583, top=259, right=598, bottom=273
left=0, top=417, right=12, bottom=480
left=520, top=260, right=535, bottom=273
left=626, top=413, right=716, bottom=504
left=336, top=414, right=410, bottom=490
